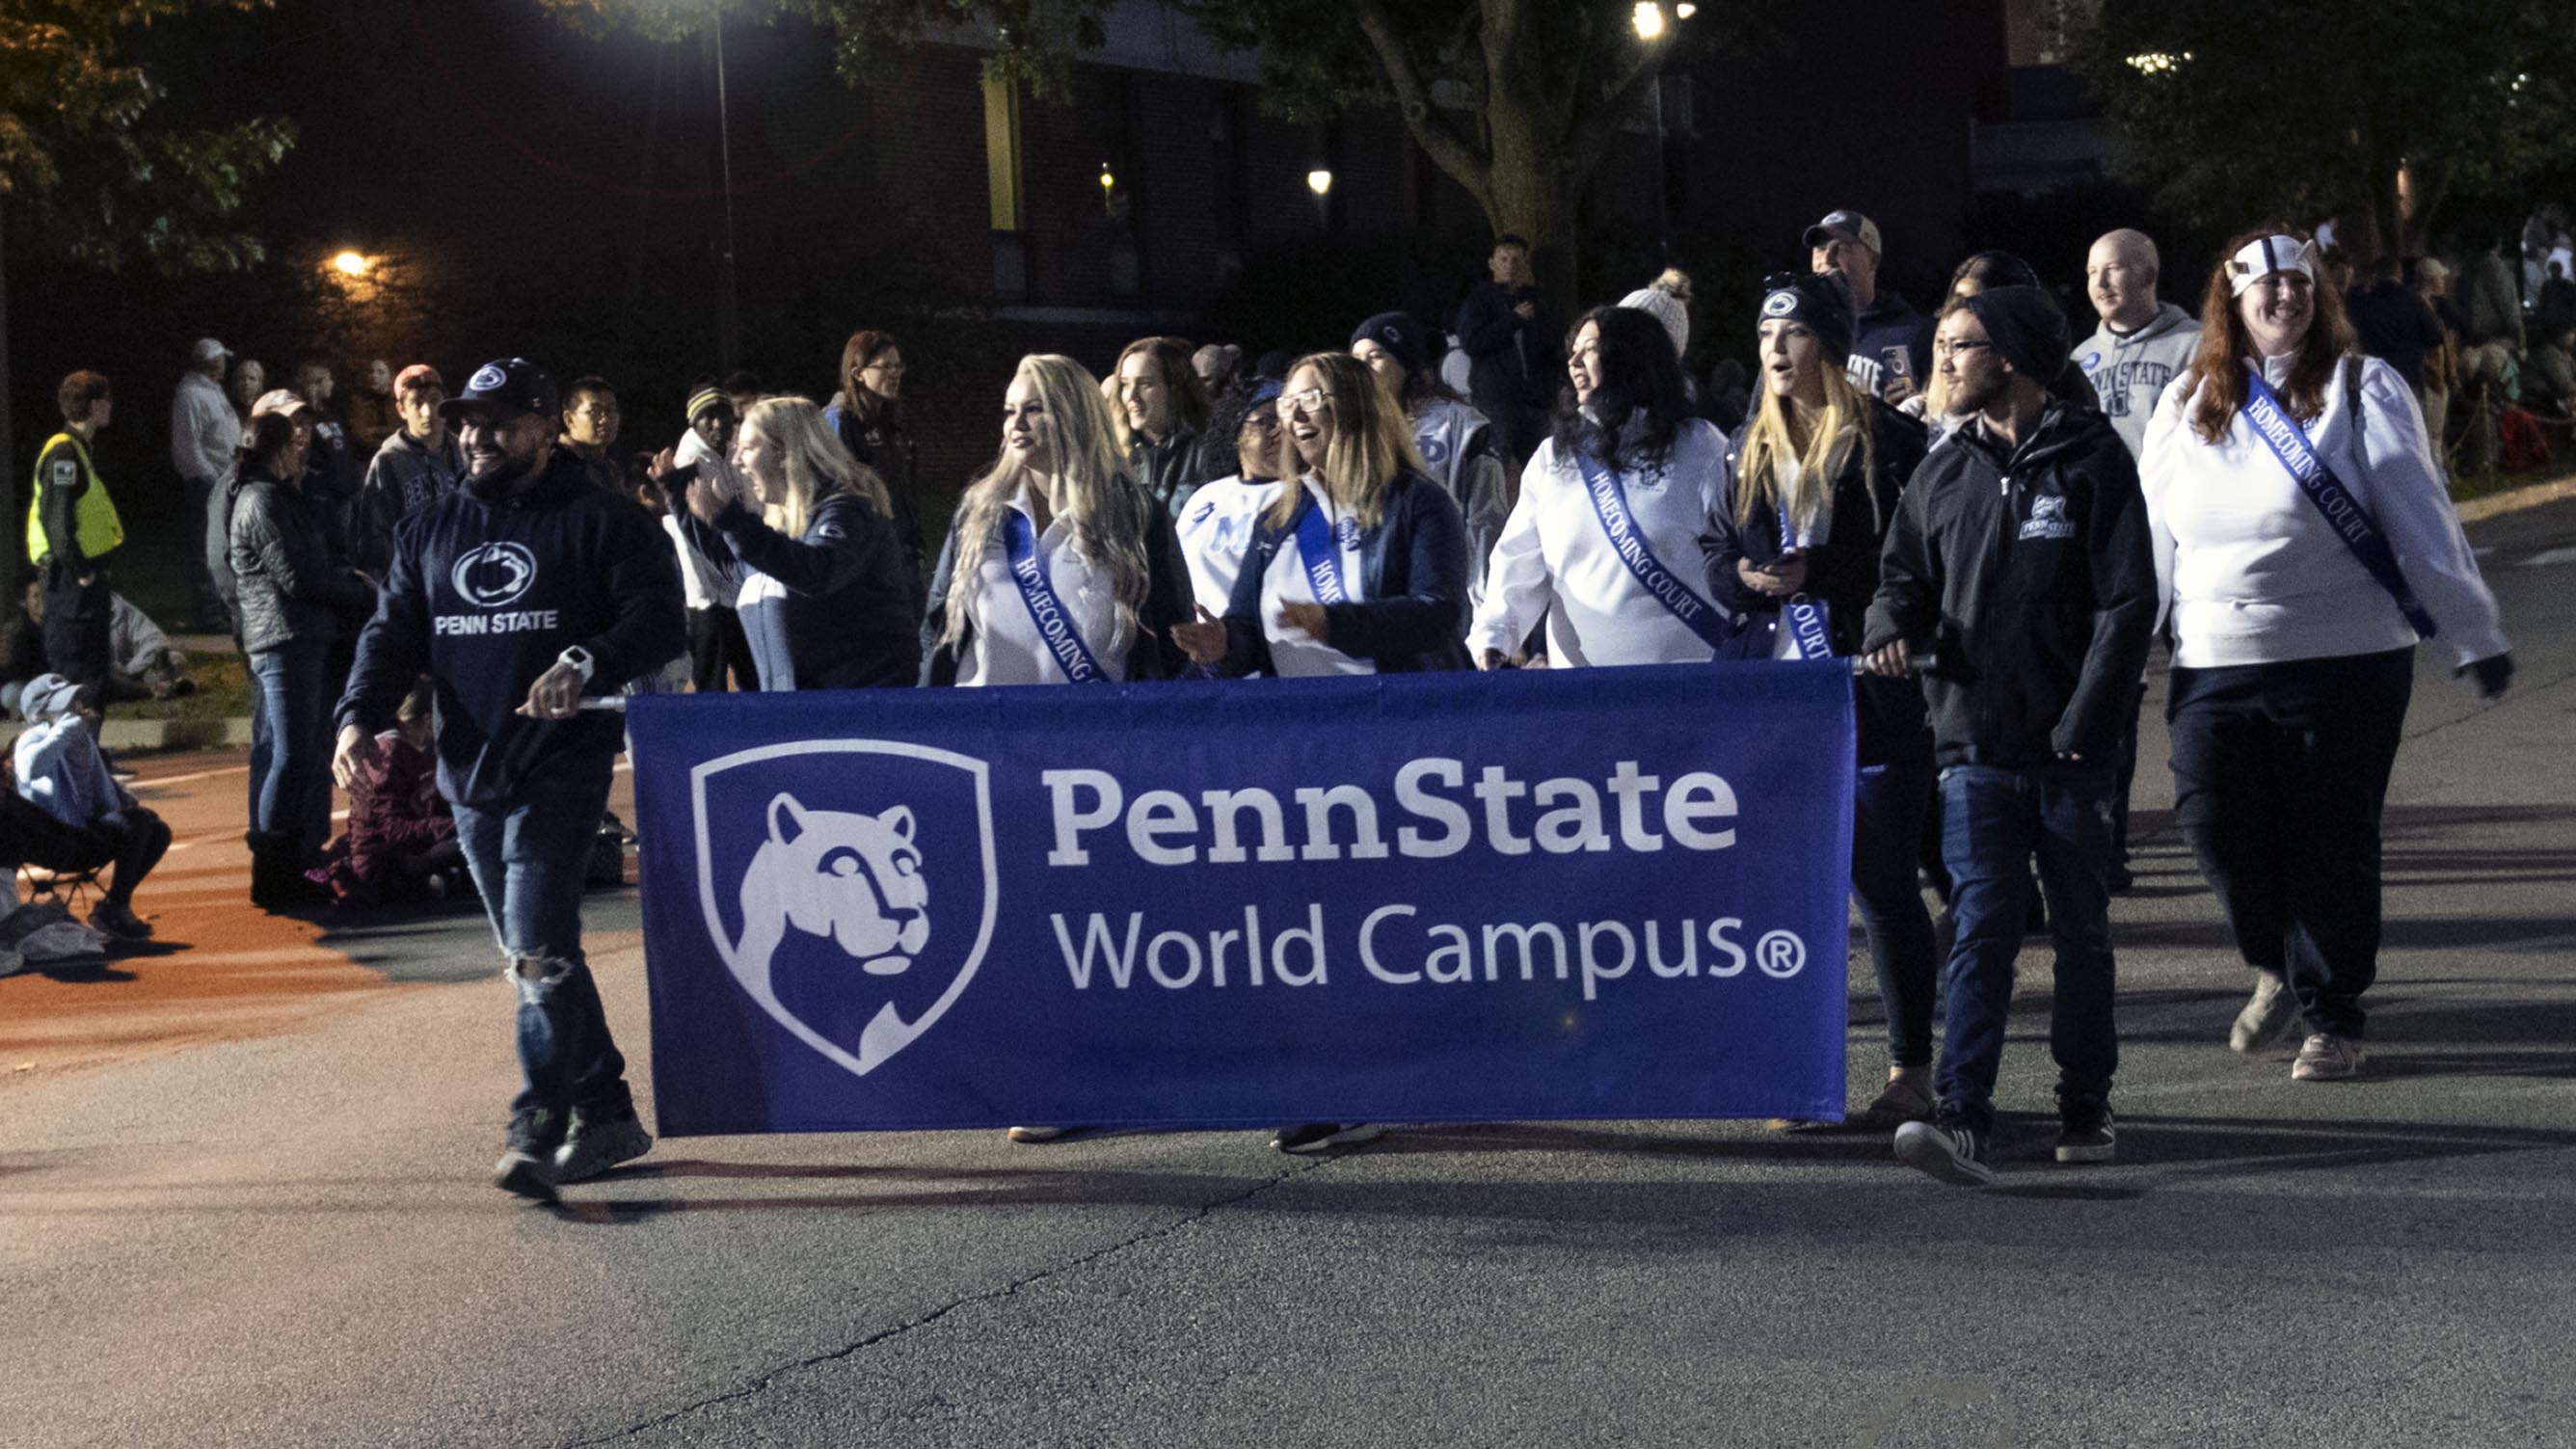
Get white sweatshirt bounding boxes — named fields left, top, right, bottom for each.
left=2139, top=355, right=2508, bottom=670
left=1468, top=418, right=1729, bottom=666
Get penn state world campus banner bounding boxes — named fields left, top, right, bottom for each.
left=627, top=661, right=1856, bottom=1136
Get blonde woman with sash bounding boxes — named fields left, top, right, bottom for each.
left=921, top=354, right=1191, bottom=687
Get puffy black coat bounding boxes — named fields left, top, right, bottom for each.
left=228, top=470, right=374, bottom=655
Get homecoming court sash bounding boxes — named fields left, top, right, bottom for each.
left=1775, top=502, right=1835, bottom=661
left=1571, top=448, right=1731, bottom=654
left=2241, top=369, right=2438, bottom=640
left=1291, top=495, right=1354, bottom=605
left=1002, top=510, right=1112, bottom=683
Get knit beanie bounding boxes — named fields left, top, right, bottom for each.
left=1962, top=285, right=2074, bottom=383
left=1619, top=286, right=1690, bottom=363
left=1350, top=312, right=1431, bottom=377
left=1757, top=273, right=1856, bottom=363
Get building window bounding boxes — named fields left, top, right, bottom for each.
left=1102, top=74, right=1146, bottom=301
left=983, top=76, right=1029, bottom=300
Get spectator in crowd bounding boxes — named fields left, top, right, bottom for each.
left=1865, top=284, right=2157, bottom=1185
left=1455, top=233, right=1558, bottom=469
left=2074, top=229, right=2203, bottom=459
left=354, top=364, right=465, bottom=577
left=30, top=370, right=125, bottom=704
left=108, top=596, right=191, bottom=701
left=560, top=377, right=624, bottom=493
left=296, top=361, right=362, bottom=538
left=1173, top=348, right=1471, bottom=1157
left=169, top=337, right=239, bottom=630
left=2458, top=229, right=2527, bottom=386
left=1112, top=335, right=1216, bottom=515
left=1174, top=379, right=1286, bottom=620
left=207, top=389, right=319, bottom=638
left=1807, top=209, right=1933, bottom=405
left=230, top=409, right=376, bottom=908
left=657, top=389, right=754, bottom=692
left=228, top=357, right=267, bottom=420
left=722, top=371, right=764, bottom=416
left=923, top=354, right=1191, bottom=689
left=1193, top=343, right=1245, bottom=403
left=349, top=358, right=400, bottom=455
left=1467, top=305, right=1729, bottom=669
left=2527, top=317, right=2576, bottom=418
left=1706, top=273, right=1936, bottom=1128
left=335, top=356, right=684, bottom=1199
left=825, top=331, right=930, bottom=620
left=671, top=397, right=920, bottom=691
left=312, top=680, right=465, bottom=906
left=1350, top=309, right=1513, bottom=597
left=2346, top=253, right=2449, bottom=394
left=2535, top=258, right=2576, bottom=338
left=2414, top=256, right=2463, bottom=447
left=11, top=675, right=170, bottom=942
left=2140, top=228, right=2512, bottom=1084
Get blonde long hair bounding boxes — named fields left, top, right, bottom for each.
left=740, top=396, right=890, bottom=540
left=1264, top=351, right=1425, bottom=531
left=1734, top=343, right=1877, bottom=538
left=941, top=355, right=1156, bottom=652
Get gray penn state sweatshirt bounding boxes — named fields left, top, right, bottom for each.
left=2072, top=303, right=2202, bottom=459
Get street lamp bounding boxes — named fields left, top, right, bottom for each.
left=1305, top=167, right=1334, bottom=232
left=331, top=250, right=371, bottom=278
left=1632, top=2, right=1666, bottom=41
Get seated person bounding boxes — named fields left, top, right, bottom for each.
left=4, top=583, right=195, bottom=717
left=10, top=674, right=170, bottom=940
left=2526, top=320, right=2576, bottom=419
left=314, top=680, right=464, bottom=905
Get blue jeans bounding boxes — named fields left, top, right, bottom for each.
left=248, top=641, right=333, bottom=849
left=1853, top=739, right=1940, bottom=1068
left=452, top=760, right=632, bottom=1138
left=1934, top=763, right=2119, bottom=1133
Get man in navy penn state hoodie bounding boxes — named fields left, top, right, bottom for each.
left=334, top=358, right=684, bottom=1201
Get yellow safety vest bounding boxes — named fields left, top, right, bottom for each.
left=26, top=431, right=125, bottom=566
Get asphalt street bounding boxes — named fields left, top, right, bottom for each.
left=3, top=496, right=2571, bottom=1448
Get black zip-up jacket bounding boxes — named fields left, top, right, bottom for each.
left=920, top=497, right=1194, bottom=685
left=228, top=470, right=376, bottom=655
left=825, top=403, right=930, bottom=626
left=1133, top=427, right=1212, bottom=515
left=1220, top=470, right=1473, bottom=675
left=1862, top=404, right=2156, bottom=768
left=1711, top=400, right=1931, bottom=766
left=336, top=450, right=685, bottom=807
left=674, top=490, right=920, bottom=690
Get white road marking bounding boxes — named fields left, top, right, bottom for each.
left=2515, top=546, right=2576, bottom=568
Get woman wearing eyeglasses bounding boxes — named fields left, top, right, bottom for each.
left=1464, top=305, right=1730, bottom=668
left=1171, top=351, right=1472, bottom=683
left=827, top=330, right=929, bottom=623
left=1708, top=271, right=1941, bottom=1126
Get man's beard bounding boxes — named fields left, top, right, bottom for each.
left=467, top=450, right=539, bottom=500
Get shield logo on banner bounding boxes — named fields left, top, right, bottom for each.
left=690, top=740, right=998, bottom=1079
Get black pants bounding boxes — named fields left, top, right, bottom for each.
left=92, top=807, right=173, bottom=908
left=688, top=606, right=756, bottom=693
left=2167, top=647, right=2413, bottom=1038
left=40, top=563, right=112, bottom=694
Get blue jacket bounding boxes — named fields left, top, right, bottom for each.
left=677, top=490, right=920, bottom=690
left=1219, top=470, right=1473, bottom=675
left=335, top=451, right=684, bottom=807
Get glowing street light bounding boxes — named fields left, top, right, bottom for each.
left=331, top=250, right=371, bottom=278
left=1632, top=1, right=1666, bottom=41
left=1099, top=164, right=1115, bottom=193
left=1675, top=1, right=1697, bottom=16
left=1306, top=169, right=1334, bottom=197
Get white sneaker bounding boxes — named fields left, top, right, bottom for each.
left=2291, top=1033, right=2365, bottom=1082
left=2229, top=971, right=2298, bottom=1053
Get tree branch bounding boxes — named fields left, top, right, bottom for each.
left=1562, top=25, right=1662, bottom=178
left=1349, top=0, right=1494, bottom=210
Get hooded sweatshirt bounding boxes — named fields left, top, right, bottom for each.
left=2072, top=303, right=2202, bottom=459
left=13, top=674, right=124, bottom=828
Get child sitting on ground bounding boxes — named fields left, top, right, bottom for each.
left=311, top=679, right=464, bottom=905
left=10, top=674, right=171, bottom=941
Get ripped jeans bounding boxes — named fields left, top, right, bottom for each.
left=451, top=760, right=632, bottom=1140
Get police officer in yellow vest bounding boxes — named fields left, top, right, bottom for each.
left=28, top=370, right=127, bottom=697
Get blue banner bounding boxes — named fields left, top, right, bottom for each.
left=628, top=661, right=1855, bottom=1136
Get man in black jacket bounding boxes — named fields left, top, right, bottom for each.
left=1453, top=233, right=1556, bottom=469
left=333, top=359, right=684, bottom=1201
left=1863, top=287, right=2156, bottom=1187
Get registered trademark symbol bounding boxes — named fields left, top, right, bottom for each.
left=1755, top=929, right=1806, bottom=979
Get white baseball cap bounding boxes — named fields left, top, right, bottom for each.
left=191, top=337, right=230, bottom=363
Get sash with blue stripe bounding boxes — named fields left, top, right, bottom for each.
left=1291, top=496, right=1353, bottom=605
left=1002, top=510, right=1112, bottom=684
left=2241, top=369, right=2437, bottom=640
left=1570, top=448, right=1730, bottom=653
left=1776, top=500, right=1835, bottom=661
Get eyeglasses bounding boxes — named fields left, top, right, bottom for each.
left=1932, top=338, right=1996, bottom=360
left=1241, top=415, right=1280, bottom=436
left=1281, top=386, right=1329, bottom=415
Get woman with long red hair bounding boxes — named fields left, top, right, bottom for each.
left=2139, top=226, right=2512, bottom=1083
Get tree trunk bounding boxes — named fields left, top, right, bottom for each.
left=1484, top=95, right=1580, bottom=330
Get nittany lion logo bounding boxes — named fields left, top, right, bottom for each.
left=693, top=740, right=995, bottom=1078
left=1761, top=290, right=1799, bottom=318
left=468, top=363, right=508, bottom=394
left=451, top=541, right=537, bottom=608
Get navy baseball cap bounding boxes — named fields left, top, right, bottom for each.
left=440, top=358, right=560, bottom=421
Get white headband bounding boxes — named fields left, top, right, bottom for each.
left=2228, top=234, right=2318, bottom=295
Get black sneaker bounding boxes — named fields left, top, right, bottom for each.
left=553, top=1109, right=653, bottom=1183
left=496, top=1108, right=565, bottom=1201
left=1272, top=1122, right=1384, bottom=1155
left=2055, top=1106, right=2116, bottom=1165
left=1893, top=1119, right=1993, bottom=1186
left=88, top=899, right=153, bottom=942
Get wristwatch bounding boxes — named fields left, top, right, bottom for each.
left=556, top=645, right=595, bottom=684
